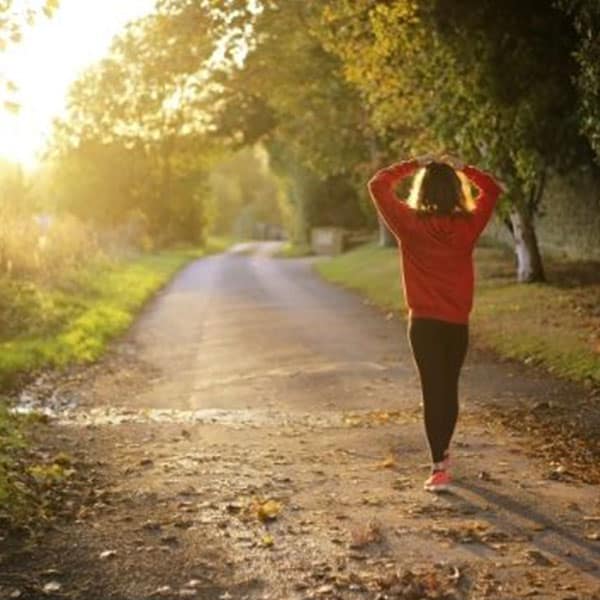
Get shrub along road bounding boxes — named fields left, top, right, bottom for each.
left=1, top=243, right=599, bottom=599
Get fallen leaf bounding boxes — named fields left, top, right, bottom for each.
left=153, top=586, right=173, bottom=597
left=392, top=477, right=411, bottom=490
left=43, top=582, right=62, bottom=594
left=184, top=580, right=202, bottom=589
left=350, top=520, right=382, bottom=549
left=254, top=499, right=282, bottom=522
left=376, top=455, right=396, bottom=469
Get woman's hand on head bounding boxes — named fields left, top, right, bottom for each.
left=441, top=154, right=465, bottom=170
left=415, top=153, right=437, bottom=167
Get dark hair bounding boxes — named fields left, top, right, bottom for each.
left=408, top=161, right=473, bottom=216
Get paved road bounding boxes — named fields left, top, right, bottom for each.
left=129, top=242, right=417, bottom=413
left=124, top=241, right=559, bottom=417
left=5, top=243, right=600, bottom=600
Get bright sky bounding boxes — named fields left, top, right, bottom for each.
left=0, top=0, right=155, bottom=170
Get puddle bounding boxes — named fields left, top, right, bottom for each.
left=12, top=393, right=419, bottom=429
left=54, top=406, right=411, bottom=428
left=14, top=386, right=80, bottom=417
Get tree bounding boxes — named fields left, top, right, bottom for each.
left=47, top=5, right=220, bottom=245
left=206, top=0, right=374, bottom=243
left=558, top=1, right=600, bottom=161
left=319, top=0, right=591, bottom=281
left=208, top=146, right=284, bottom=238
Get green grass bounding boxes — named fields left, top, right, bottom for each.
left=0, top=247, right=206, bottom=390
left=316, top=243, right=405, bottom=312
left=316, top=241, right=600, bottom=387
left=205, top=235, right=237, bottom=254
left=276, top=241, right=313, bottom=258
left=0, top=403, right=27, bottom=513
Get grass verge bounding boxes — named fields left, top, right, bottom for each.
left=0, top=404, right=28, bottom=517
left=276, top=241, right=313, bottom=258
left=0, top=248, right=207, bottom=390
left=315, top=241, right=600, bottom=387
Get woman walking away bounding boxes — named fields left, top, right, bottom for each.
left=368, top=154, right=503, bottom=493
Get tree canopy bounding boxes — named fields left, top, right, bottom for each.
left=42, top=0, right=600, bottom=273
left=48, top=3, right=221, bottom=245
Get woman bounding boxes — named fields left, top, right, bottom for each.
left=368, top=154, right=503, bottom=492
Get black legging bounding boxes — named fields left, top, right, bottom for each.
left=408, top=317, right=469, bottom=464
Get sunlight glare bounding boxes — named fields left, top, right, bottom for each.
left=0, top=0, right=155, bottom=170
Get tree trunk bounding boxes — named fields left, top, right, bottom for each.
left=378, top=218, right=396, bottom=247
left=509, top=205, right=546, bottom=283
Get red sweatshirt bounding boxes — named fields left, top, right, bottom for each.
left=368, top=159, right=502, bottom=325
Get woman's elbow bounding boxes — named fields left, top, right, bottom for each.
left=367, top=175, right=381, bottom=196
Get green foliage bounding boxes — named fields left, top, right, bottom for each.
left=37, top=0, right=600, bottom=267
left=558, top=0, right=600, bottom=160
left=0, top=279, right=78, bottom=342
left=48, top=4, right=220, bottom=247
left=319, top=1, right=585, bottom=186
left=207, top=1, right=372, bottom=239
left=0, top=400, right=27, bottom=511
left=207, top=146, right=284, bottom=238
left=0, top=249, right=201, bottom=389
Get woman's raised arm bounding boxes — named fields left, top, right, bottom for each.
left=459, top=163, right=504, bottom=235
left=367, top=158, right=422, bottom=238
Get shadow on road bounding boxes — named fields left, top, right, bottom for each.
left=452, top=480, right=600, bottom=580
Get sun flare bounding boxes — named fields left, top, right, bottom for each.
left=0, top=0, right=155, bottom=170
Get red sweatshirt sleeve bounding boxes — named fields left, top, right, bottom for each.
left=367, top=159, right=418, bottom=239
left=462, top=165, right=503, bottom=236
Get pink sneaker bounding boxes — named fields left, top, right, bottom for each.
left=424, top=470, right=451, bottom=493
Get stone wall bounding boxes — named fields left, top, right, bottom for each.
left=485, top=170, right=600, bottom=261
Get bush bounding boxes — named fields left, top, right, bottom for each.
left=0, top=210, right=103, bottom=283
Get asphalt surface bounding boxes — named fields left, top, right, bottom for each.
left=128, top=242, right=417, bottom=413
left=3, top=242, right=599, bottom=600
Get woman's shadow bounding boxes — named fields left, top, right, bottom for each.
left=445, top=478, right=600, bottom=579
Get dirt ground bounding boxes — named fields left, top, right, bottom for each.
left=1, top=243, right=599, bottom=600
